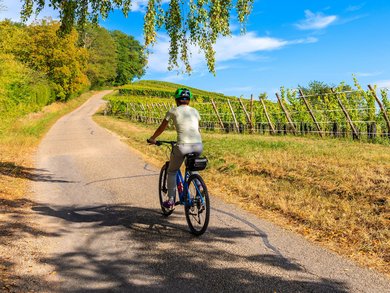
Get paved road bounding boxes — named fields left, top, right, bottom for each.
left=23, top=91, right=389, bottom=292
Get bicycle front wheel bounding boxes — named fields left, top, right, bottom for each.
left=159, top=163, right=173, bottom=216
left=185, top=174, right=210, bottom=235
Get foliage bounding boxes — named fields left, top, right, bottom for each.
left=15, top=20, right=90, bottom=101
left=84, top=25, right=117, bottom=88
left=381, top=89, right=390, bottom=111
left=0, top=18, right=145, bottom=128
left=20, top=0, right=254, bottom=74
left=111, top=30, right=146, bottom=85
left=0, top=53, right=52, bottom=119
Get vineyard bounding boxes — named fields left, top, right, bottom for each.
left=105, top=80, right=390, bottom=142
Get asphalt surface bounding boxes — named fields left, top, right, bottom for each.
left=22, top=91, right=390, bottom=292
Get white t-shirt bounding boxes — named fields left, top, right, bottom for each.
left=164, top=105, right=202, bottom=144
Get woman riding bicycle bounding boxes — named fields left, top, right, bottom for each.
left=147, top=88, right=203, bottom=209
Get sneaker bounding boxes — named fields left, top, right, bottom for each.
left=162, top=200, right=175, bottom=210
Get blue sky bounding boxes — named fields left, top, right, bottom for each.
left=1, top=0, right=390, bottom=99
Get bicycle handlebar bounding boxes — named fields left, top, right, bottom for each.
left=146, top=139, right=176, bottom=147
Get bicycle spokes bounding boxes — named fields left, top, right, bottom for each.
left=185, top=174, right=210, bottom=235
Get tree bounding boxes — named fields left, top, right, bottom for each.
left=20, top=0, right=254, bottom=74
left=16, top=20, right=89, bottom=101
left=111, top=30, right=146, bottom=85
left=0, top=21, right=53, bottom=112
left=84, top=25, right=117, bottom=88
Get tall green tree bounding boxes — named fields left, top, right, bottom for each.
left=84, top=25, right=117, bottom=88
left=111, top=30, right=146, bottom=85
left=19, top=0, right=254, bottom=74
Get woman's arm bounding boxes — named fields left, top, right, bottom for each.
left=148, top=119, right=169, bottom=144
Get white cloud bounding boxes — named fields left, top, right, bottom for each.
left=355, top=71, right=382, bottom=77
left=346, top=3, right=365, bottom=12
left=215, top=33, right=288, bottom=61
left=131, top=0, right=170, bottom=13
left=373, top=80, right=390, bottom=89
left=146, top=32, right=317, bottom=73
left=296, top=10, right=337, bottom=30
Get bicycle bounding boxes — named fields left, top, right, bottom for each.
left=153, top=140, right=210, bottom=236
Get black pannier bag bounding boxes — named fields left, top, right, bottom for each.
left=186, top=154, right=208, bottom=171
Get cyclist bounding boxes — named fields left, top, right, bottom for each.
left=147, top=88, right=203, bottom=209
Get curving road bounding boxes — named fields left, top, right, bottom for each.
left=23, top=91, right=389, bottom=292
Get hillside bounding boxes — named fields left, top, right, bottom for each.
left=118, top=80, right=237, bottom=101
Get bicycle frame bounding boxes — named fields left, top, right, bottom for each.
left=176, top=168, right=206, bottom=208
left=156, top=140, right=206, bottom=208
left=153, top=139, right=210, bottom=235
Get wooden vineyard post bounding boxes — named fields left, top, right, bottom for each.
left=129, top=103, right=137, bottom=121
left=139, top=104, right=146, bottom=122
left=227, top=100, right=240, bottom=132
left=259, top=96, right=276, bottom=134
left=368, top=84, right=390, bottom=136
left=158, top=103, right=165, bottom=118
left=239, top=98, right=254, bottom=132
left=331, top=88, right=359, bottom=139
left=298, top=89, right=323, bottom=137
left=145, top=104, right=152, bottom=123
left=211, top=99, right=225, bottom=131
left=250, top=95, right=254, bottom=133
left=275, top=93, right=297, bottom=135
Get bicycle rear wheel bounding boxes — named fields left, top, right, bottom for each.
left=185, top=174, right=210, bottom=235
left=159, top=163, right=173, bottom=216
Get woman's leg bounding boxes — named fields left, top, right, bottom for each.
left=167, top=146, right=184, bottom=202
left=166, top=144, right=203, bottom=202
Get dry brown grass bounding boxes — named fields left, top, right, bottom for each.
left=94, top=114, right=390, bottom=276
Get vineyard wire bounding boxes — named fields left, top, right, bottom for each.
left=105, top=85, right=390, bottom=141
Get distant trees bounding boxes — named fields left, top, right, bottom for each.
left=110, top=30, right=146, bottom=86
left=0, top=19, right=146, bottom=107
left=19, top=20, right=90, bottom=101
left=84, top=25, right=117, bottom=88
left=83, top=27, right=146, bottom=88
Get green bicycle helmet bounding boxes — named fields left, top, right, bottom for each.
left=174, top=88, right=192, bottom=100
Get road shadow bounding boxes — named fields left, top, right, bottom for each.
left=0, top=198, right=62, bottom=291
left=0, top=161, right=76, bottom=183
left=0, top=199, right=62, bottom=243
left=23, top=203, right=350, bottom=293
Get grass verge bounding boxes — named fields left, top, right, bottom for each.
left=0, top=91, right=96, bottom=202
left=93, top=113, right=390, bottom=277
